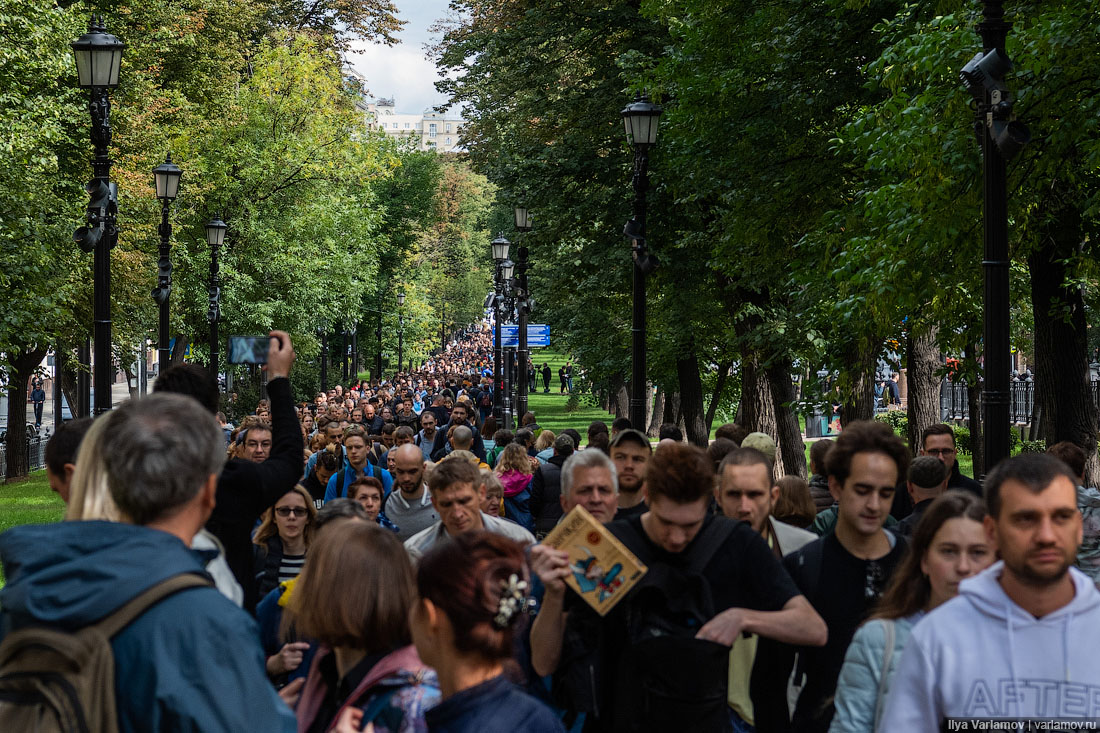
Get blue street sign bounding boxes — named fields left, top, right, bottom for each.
left=493, top=324, right=550, bottom=348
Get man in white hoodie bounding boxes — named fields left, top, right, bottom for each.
left=881, top=452, right=1100, bottom=727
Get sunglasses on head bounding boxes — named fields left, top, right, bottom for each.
left=275, top=506, right=309, bottom=517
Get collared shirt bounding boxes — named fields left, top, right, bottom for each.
left=404, top=513, right=535, bottom=560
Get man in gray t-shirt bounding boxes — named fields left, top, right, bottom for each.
left=384, top=443, right=438, bottom=540
left=404, top=455, right=533, bottom=560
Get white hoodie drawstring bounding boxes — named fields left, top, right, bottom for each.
left=1005, top=600, right=1021, bottom=717
left=1064, top=612, right=1073, bottom=682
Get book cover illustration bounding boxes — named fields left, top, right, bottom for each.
left=541, top=505, right=648, bottom=615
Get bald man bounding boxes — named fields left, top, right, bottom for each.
left=383, top=443, right=438, bottom=540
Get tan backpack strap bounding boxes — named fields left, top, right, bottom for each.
left=92, top=574, right=213, bottom=639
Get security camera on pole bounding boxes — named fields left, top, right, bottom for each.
left=959, top=0, right=1030, bottom=472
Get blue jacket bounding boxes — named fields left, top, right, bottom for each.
left=829, top=614, right=921, bottom=733
left=324, top=461, right=394, bottom=502
left=0, top=521, right=296, bottom=733
left=424, top=674, right=564, bottom=733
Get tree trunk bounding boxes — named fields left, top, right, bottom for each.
left=967, top=376, right=984, bottom=479
left=644, top=383, right=654, bottom=431
left=731, top=304, right=777, bottom=438
left=647, top=389, right=665, bottom=438
left=1028, top=393, right=1042, bottom=442
left=839, top=337, right=877, bottom=426
left=607, top=374, right=624, bottom=414
left=766, top=358, right=806, bottom=479
left=615, top=384, right=629, bottom=419
left=170, top=336, right=189, bottom=366
left=5, top=347, right=48, bottom=481
left=906, top=325, right=942, bottom=455
left=663, top=391, right=682, bottom=427
left=705, top=360, right=733, bottom=434
left=122, top=362, right=138, bottom=399
left=676, top=352, right=709, bottom=447
left=1028, top=209, right=1100, bottom=484
left=57, top=344, right=82, bottom=419
left=740, top=353, right=776, bottom=436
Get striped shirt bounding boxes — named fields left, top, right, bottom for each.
left=278, top=552, right=306, bottom=584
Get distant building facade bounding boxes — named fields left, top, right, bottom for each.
left=362, top=97, right=465, bottom=153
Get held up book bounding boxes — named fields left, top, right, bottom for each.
left=541, top=505, right=648, bottom=616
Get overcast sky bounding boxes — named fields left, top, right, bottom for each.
left=347, top=0, right=456, bottom=114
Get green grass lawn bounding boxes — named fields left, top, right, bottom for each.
left=0, top=471, right=65, bottom=586
left=524, top=348, right=618, bottom=436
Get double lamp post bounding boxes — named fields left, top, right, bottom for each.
left=489, top=207, right=534, bottom=427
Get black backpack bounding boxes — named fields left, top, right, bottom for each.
left=554, top=518, right=736, bottom=732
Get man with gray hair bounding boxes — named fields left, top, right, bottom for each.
left=0, top=394, right=296, bottom=732
left=528, top=448, right=620, bottom=678
left=530, top=433, right=576, bottom=537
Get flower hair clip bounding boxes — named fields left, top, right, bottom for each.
left=493, top=573, right=529, bottom=629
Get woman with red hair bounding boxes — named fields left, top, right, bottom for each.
left=410, top=531, right=564, bottom=732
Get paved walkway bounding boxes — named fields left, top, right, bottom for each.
left=10, top=381, right=135, bottom=437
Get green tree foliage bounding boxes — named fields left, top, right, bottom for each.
left=435, top=0, right=1100, bottom=470
left=0, top=0, right=487, bottom=479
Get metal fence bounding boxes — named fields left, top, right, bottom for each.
left=940, top=379, right=1037, bottom=424
left=0, top=434, right=48, bottom=475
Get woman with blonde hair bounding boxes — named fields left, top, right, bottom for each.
left=493, top=443, right=534, bottom=532
left=534, top=430, right=556, bottom=464
left=252, top=484, right=317, bottom=600
left=65, top=415, right=120, bottom=522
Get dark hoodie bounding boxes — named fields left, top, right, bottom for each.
left=0, top=521, right=295, bottom=733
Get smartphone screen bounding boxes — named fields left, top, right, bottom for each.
left=228, top=336, right=269, bottom=364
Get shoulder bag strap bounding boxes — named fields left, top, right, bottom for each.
left=93, top=574, right=213, bottom=639
left=685, top=518, right=735, bottom=575
left=873, top=619, right=896, bottom=730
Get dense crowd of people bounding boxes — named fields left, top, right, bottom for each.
left=1, top=326, right=1098, bottom=732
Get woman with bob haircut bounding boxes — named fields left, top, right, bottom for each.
left=291, top=520, right=438, bottom=732
left=830, top=491, right=994, bottom=732
left=407, top=531, right=564, bottom=732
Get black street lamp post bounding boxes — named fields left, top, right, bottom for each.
left=71, top=16, right=124, bottom=415
left=205, top=216, right=226, bottom=385
left=514, top=206, right=532, bottom=418
left=500, top=257, right=516, bottom=428
left=621, top=95, right=662, bottom=431
left=152, top=155, right=182, bottom=370
left=397, top=291, right=406, bottom=374
left=960, top=0, right=1029, bottom=471
left=319, top=330, right=329, bottom=392
left=491, top=234, right=511, bottom=421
